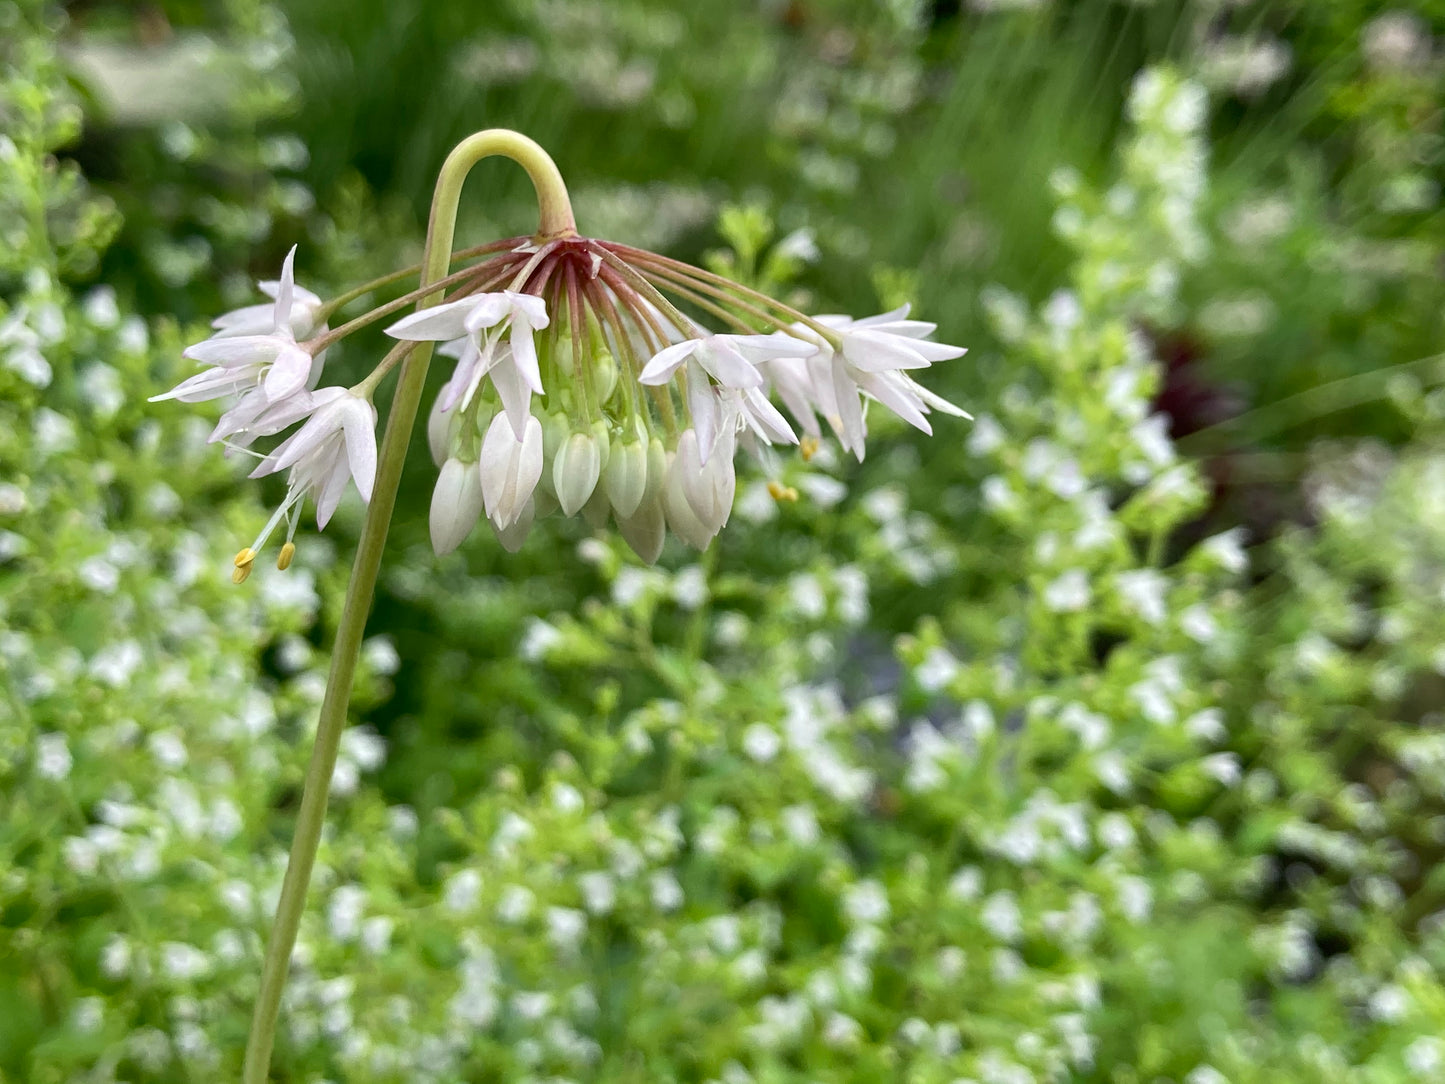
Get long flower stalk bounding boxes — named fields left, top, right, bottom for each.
left=149, top=127, right=965, bottom=1079
left=240, top=130, right=575, bottom=1084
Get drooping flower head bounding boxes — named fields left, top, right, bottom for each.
left=146, top=128, right=971, bottom=1084
left=154, top=170, right=966, bottom=576
left=383, top=236, right=968, bottom=561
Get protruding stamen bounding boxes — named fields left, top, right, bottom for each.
left=234, top=547, right=257, bottom=568
left=800, top=435, right=819, bottom=462
left=232, top=564, right=253, bottom=585
left=277, top=542, right=296, bottom=570
left=768, top=480, right=799, bottom=502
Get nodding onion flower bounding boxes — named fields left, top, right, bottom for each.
left=154, top=145, right=967, bottom=578
left=164, top=130, right=972, bottom=1084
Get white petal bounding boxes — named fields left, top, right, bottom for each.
left=741, top=387, right=797, bottom=445
left=460, top=293, right=518, bottom=333
left=273, top=245, right=298, bottom=334
left=440, top=339, right=482, bottom=413
left=262, top=392, right=353, bottom=476
left=260, top=280, right=323, bottom=309
left=605, top=436, right=649, bottom=519
left=428, top=390, right=457, bottom=466
left=664, top=448, right=718, bottom=551
left=728, top=332, right=819, bottom=362
left=676, top=428, right=733, bottom=530
left=479, top=414, right=517, bottom=522
left=862, top=318, right=936, bottom=339
left=508, top=323, right=545, bottom=395
left=616, top=496, right=666, bottom=565
left=513, top=417, right=545, bottom=523
left=830, top=363, right=867, bottom=460
left=492, top=497, right=535, bottom=552
left=906, top=339, right=967, bottom=363
left=696, top=338, right=764, bottom=389
left=262, top=344, right=315, bottom=402
left=184, top=335, right=283, bottom=368
left=849, top=304, right=912, bottom=327
left=687, top=361, right=720, bottom=460
left=208, top=392, right=268, bottom=442
left=430, top=457, right=485, bottom=555
left=553, top=432, right=601, bottom=517
left=711, top=424, right=738, bottom=520
left=214, top=386, right=332, bottom=443
left=211, top=302, right=277, bottom=336
left=639, top=340, right=701, bottom=385
left=840, top=330, right=933, bottom=372
left=912, top=378, right=971, bottom=419
left=805, top=348, right=842, bottom=422
left=316, top=451, right=353, bottom=529
left=857, top=371, right=931, bottom=434
left=339, top=397, right=379, bottom=502
left=436, top=336, right=471, bottom=359
left=764, top=359, right=821, bottom=438
left=490, top=357, right=534, bottom=441
left=385, top=298, right=483, bottom=341
left=503, top=290, right=550, bottom=330
left=479, top=413, right=543, bottom=528
left=150, top=366, right=253, bottom=403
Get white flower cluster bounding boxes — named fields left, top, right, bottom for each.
left=152, top=248, right=375, bottom=580
left=396, top=254, right=967, bottom=563
left=156, top=229, right=966, bottom=574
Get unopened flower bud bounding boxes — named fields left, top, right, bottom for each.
left=645, top=437, right=666, bottom=504
left=543, top=411, right=570, bottom=460
left=675, top=427, right=735, bottom=535
left=493, top=497, right=535, bottom=553
left=618, top=438, right=668, bottom=562
left=593, top=350, right=618, bottom=404
left=664, top=447, right=718, bottom=551
left=430, top=456, right=484, bottom=555
left=590, top=419, right=612, bottom=471
left=479, top=412, right=543, bottom=530
left=582, top=483, right=611, bottom=529
left=554, top=431, right=602, bottom=516
left=617, top=495, right=665, bottom=564
left=538, top=410, right=570, bottom=499
left=427, top=394, right=457, bottom=467
left=605, top=434, right=649, bottom=518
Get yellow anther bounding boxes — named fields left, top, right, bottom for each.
left=800, top=435, right=820, bottom=462
left=233, top=547, right=257, bottom=568
left=768, top=480, right=799, bottom=503
left=276, top=542, right=296, bottom=571
left=232, top=563, right=253, bottom=585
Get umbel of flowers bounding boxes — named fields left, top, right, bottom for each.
left=156, top=162, right=965, bottom=576
left=151, top=130, right=965, bottom=1084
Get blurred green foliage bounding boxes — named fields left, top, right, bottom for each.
left=6, top=0, right=1445, bottom=1082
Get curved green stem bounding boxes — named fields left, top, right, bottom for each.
left=241, top=129, right=575, bottom=1084
left=350, top=339, right=419, bottom=400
